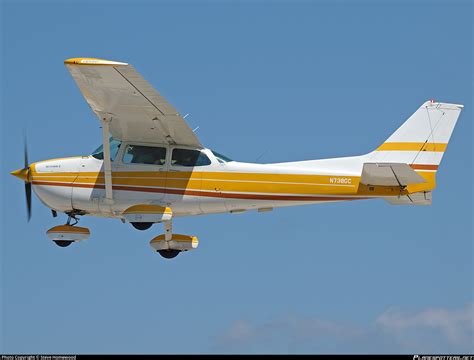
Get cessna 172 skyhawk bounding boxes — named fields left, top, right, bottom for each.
left=11, top=58, right=463, bottom=259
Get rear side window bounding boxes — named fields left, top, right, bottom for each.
left=123, top=145, right=167, bottom=165
left=171, top=149, right=211, bottom=167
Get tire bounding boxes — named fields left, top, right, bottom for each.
left=54, top=240, right=73, bottom=247
left=131, top=222, right=153, bottom=231
left=158, top=249, right=180, bottom=259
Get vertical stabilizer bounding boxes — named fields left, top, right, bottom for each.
left=369, top=100, right=463, bottom=172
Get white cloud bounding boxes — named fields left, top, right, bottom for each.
left=376, top=303, right=474, bottom=345
left=216, top=303, right=474, bottom=353
left=219, top=319, right=256, bottom=345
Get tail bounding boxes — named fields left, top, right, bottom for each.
left=367, top=99, right=463, bottom=195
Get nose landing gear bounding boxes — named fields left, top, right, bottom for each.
left=47, top=211, right=90, bottom=248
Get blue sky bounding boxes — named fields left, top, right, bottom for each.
left=1, top=0, right=472, bottom=354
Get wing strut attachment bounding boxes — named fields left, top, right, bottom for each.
left=100, top=114, right=114, bottom=204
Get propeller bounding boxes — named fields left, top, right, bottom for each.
left=11, top=135, right=32, bottom=221
left=24, top=139, right=31, bottom=221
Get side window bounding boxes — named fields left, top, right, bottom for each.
left=122, top=145, right=167, bottom=165
left=171, top=149, right=211, bottom=167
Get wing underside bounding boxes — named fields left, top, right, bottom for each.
left=64, top=57, right=201, bottom=147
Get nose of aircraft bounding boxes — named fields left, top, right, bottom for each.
left=11, top=166, right=33, bottom=221
left=11, top=160, right=33, bottom=221
left=10, top=168, right=30, bottom=182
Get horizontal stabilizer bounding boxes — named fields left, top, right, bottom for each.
left=384, top=191, right=432, bottom=206
left=360, top=163, right=426, bottom=187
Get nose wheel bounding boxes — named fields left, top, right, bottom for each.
left=54, top=240, right=73, bottom=247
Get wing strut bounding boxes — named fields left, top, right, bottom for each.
left=100, top=115, right=114, bottom=204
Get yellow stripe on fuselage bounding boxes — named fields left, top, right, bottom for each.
left=31, top=171, right=360, bottom=195
left=30, top=169, right=437, bottom=197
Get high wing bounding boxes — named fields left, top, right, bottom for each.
left=64, top=57, right=201, bottom=147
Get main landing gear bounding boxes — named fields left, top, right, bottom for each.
left=158, top=249, right=181, bottom=259
left=131, top=222, right=153, bottom=230
left=122, top=205, right=197, bottom=259
left=54, top=240, right=73, bottom=247
left=149, top=219, right=199, bottom=260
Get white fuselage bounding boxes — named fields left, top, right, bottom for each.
left=30, top=144, right=377, bottom=220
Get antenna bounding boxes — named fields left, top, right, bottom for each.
left=255, top=149, right=268, bottom=162
left=192, top=126, right=200, bottom=133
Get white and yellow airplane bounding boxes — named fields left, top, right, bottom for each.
left=11, top=58, right=464, bottom=259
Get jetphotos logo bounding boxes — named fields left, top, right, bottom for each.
left=414, top=356, right=474, bottom=360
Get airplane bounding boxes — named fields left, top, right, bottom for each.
left=11, top=57, right=464, bottom=259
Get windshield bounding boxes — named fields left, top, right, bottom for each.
left=211, top=150, right=233, bottom=163
left=92, top=138, right=122, bottom=161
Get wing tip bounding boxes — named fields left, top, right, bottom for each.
left=64, top=57, right=128, bottom=66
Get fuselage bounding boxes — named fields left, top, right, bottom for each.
left=27, top=141, right=435, bottom=219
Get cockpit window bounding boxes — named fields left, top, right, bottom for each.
left=211, top=150, right=233, bottom=163
left=122, top=145, right=167, bottom=165
left=91, top=138, right=121, bottom=161
left=171, top=149, right=211, bottom=167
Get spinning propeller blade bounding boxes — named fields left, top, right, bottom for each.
left=11, top=135, right=32, bottom=221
